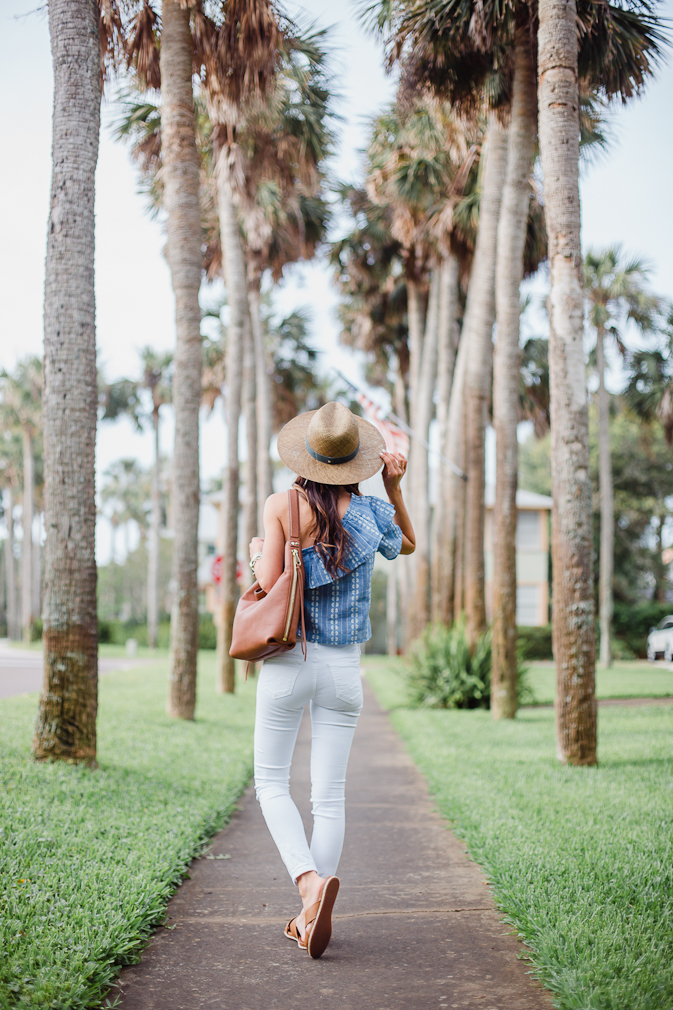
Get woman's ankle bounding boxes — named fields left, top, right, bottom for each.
left=296, top=870, right=325, bottom=907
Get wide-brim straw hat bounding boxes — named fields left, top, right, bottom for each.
left=277, top=401, right=385, bottom=485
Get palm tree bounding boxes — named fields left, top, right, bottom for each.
left=537, top=0, right=596, bottom=764
left=138, top=348, right=173, bottom=649
left=625, top=306, right=673, bottom=446
left=240, top=36, right=335, bottom=524
left=100, top=458, right=150, bottom=549
left=33, top=0, right=101, bottom=763
left=203, top=1, right=287, bottom=693
left=0, top=432, right=23, bottom=641
left=155, top=0, right=206, bottom=718
left=0, top=357, right=42, bottom=642
left=491, top=34, right=538, bottom=718
left=217, top=32, right=335, bottom=556
left=583, top=247, right=661, bottom=666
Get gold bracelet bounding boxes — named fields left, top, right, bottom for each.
left=249, top=551, right=263, bottom=574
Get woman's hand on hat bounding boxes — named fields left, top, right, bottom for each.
left=249, top=537, right=264, bottom=560
left=380, top=451, right=407, bottom=494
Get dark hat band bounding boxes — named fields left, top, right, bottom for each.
left=305, top=435, right=360, bottom=465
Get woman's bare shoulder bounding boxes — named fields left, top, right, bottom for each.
left=264, top=491, right=288, bottom=517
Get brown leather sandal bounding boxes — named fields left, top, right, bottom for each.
left=306, top=876, right=340, bottom=960
left=284, top=915, right=308, bottom=950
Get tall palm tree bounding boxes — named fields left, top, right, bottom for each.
left=583, top=247, right=660, bottom=666
left=209, top=31, right=335, bottom=540
left=0, top=357, right=42, bottom=642
left=537, top=0, right=596, bottom=764
left=460, top=115, right=508, bottom=644
left=203, top=0, right=287, bottom=693
left=540, top=0, right=664, bottom=760
left=0, top=432, right=23, bottom=641
left=33, top=0, right=101, bottom=763
left=138, top=348, right=173, bottom=649
left=491, top=32, right=538, bottom=718
left=157, top=0, right=205, bottom=718
left=625, top=306, right=673, bottom=446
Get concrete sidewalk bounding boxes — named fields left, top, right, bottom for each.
left=115, top=680, right=552, bottom=1010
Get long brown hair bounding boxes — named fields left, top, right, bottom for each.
left=295, top=478, right=360, bottom=578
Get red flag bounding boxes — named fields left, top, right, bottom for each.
left=357, top=393, right=409, bottom=456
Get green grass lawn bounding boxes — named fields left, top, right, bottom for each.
left=0, top=654, right=256, bottom=1010
left=526, top=660, right=673, bottom=705
left=363, top=658, right=673, bottom=1010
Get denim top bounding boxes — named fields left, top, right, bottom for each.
left=300, top=494, right=403, bottom=645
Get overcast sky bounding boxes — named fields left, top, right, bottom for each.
left=1, top=0, right=671, bottom=558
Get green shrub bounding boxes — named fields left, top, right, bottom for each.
left=517, top=624, right=553, bottom=660
left=406, top=620, right=535, bottom=710
left=96, top=616, right=217, bottom=649
left=198, top=614, right=217, bottom=650
left=610, top=636, right=637, bottom=660
left=98, top=619, right=112, bottom=643
left=30, top=618, right=43, bottom=642
left=407, top=621, right=491, bottom=709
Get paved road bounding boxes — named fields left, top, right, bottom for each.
left=0, top=642, right=151, bottom=698
left=115, top=680, right=552, bottom=1010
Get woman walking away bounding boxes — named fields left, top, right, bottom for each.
left=249, top=401, right=415, bottom=959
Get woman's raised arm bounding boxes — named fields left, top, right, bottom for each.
left=380, top=452, right=415, bottom=555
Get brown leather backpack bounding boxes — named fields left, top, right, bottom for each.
left=229, top=488, right=306, bottom=665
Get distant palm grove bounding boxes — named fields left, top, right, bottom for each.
left=1, top=0, right=671, bottom=768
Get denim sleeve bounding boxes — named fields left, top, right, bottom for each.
left=377, top=520, right=403, bottom=560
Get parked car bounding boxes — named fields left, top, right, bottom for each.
left=646, top=616, right=673, bottom=661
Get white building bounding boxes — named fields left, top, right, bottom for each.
left=484, top=486, right=552, bottom=626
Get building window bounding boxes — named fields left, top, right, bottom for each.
left=516, top=584, right=539, bottom=626
left=516, top=510, right=540, bottom=550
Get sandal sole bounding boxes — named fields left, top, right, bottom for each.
left=307, top=876, right=340, bottom=960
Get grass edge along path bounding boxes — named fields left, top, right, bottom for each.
left=0, top=655, right=256, bottom=1010
left=364, top=659, right=673, bottom=1010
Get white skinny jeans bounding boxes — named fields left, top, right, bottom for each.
left=253, top=641, right=363, bottom=883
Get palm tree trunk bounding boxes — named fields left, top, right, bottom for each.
left=5, top=489, right=18, bottom=640
left=411, top=270, right=439, bottom=637
left=21, top=429, right=34, bottom=643
left=216, top=167, right=246, bottom=693
left=147, top=410, right=161, bottom=650
left=162, top=0, right=203, bottom=720
left=463, top=117, right=509, bottom=644
left=491, top=30, right=538, bottom=718
left=596, top=326, right=614, bottom=667
left=248, top=274, right=273, bottom=524
left=432, top=253, right=460, bottom=624
left=33, top=522, right=42, bottom=623
left=406, top=278, right=426, bottom=405
left=243, top=311, right=258, bottom=580
left=654, top=517, right=666, bottom=603
left=404, top=276, right=428, bottom=643
left=538, top=0, right=597, bottom=765
left=453, top=419, right=467, bottom=621
left=33, top=0, right=100, bottom=764
left=441, top=326, right=469, bottom=624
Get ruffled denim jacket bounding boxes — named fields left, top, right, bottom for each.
left=300, top=494, right=403, bottom=645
